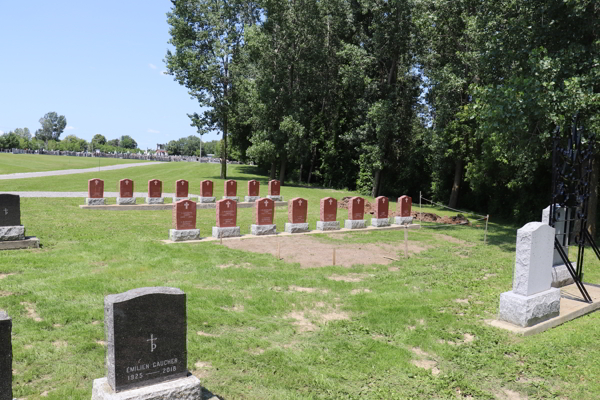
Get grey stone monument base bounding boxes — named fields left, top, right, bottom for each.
left=267, top=195, right=283, bottom=201
left=316, top=221, right=340, bottom=231
left=174, top=197, right=188, bottom=203
left=251, top=224, right=277, bottom=236
left=145, top=197, right=164, bottom=205
left=498, top=288, right=561, bottom=327
left=345, top=220, right=366, bottom=229
left=0, top=225, right=25, bottom=241
left=169, top=229, right=200, bottom=242
left=212, top=226, right=241, bottom=238
left=91, top=375, right=201, bottom=400
left=394, top=216, right=413, bottom=225
left=223, top=196, right=239, bottom=202
left=85, top=198, right=105, bottom=206
left=371, top=218, right=391, bottom=227
left=285, top=222, right=309, bottom=233
left=244, top=196, right=260, bottom=203
left=551, top=264, right=575, bottom=288
left=0, top=237, right=39, bottom=250
left=116, top=197, right=136, bottom=205
left=198, top=196, right=216, bottom=203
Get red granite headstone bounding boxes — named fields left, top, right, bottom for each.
left=224, top=180, right=237, bottom=196
left=119, top=179, right=134, bottom=198
left=216, top=199, right=237, bottom=228
left=348, top=197, right=364, bottom=220
left=288, top=198, right=308, bottom=223
left=248, top=180, right=260, bottom=196
left=255, top=198, right=275, bottom=225
left=268, top=180, right=280, bottom=196
left=374, top=196, right=389, bottom=219
left=175, top=180, right=189, bottom=198
left=172, top=199, right=196, bottom=230
left=320, top=197, right=337, bottom=222
left=88, top=179, right=104, bottom=198
left=200, top=180, right=213, bottom=197
left=398, top=196, right=412, bottom=217
left=148, top=179, right=162, bottom=198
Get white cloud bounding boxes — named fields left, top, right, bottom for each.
left=149, top=63, right=157, bottom=69
left=147, top=129, right=160, bottom=134
left=65, top=126, right=75, bottom=130
left=0, top=130, right=4, bottom=134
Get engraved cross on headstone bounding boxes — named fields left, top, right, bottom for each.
left=226, top=201, right=231, bottom=208
left=329, top=199, right=333, bottom=205
left=147, top=334, right=157, bottom=352
left=184, top=202, right=189, bottom=210
left=264, top=200, right=268, bottom=207
left=404, top=198, right=408, bottom=203
left=3, top=208, right=7, bottom=215
left=125, top=180, right=129, bottom=185
left=357, top=199, right=361, bottom=204
left=230, top=181, right=234, bottom=185
left=155, top=181, right=158, bottom=185
left=299, top=200, right=303, bottom=206
left=95, top=180, right=99, bottom=186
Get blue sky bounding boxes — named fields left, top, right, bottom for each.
left=0, top=1, right=218, bottom=150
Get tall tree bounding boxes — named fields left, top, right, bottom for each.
left=34, top=112, right=66, bottom=144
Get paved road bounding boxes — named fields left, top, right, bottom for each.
left=0, top=161, right=164, bottom=180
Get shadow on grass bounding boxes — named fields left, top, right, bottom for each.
left=201, top=386, right=225, bottom=400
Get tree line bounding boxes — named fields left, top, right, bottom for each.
left=165, top=0, right=599, bottom=226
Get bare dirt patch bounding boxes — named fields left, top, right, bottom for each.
left=287, top=311, right=318, bottom=332
left=286, top=306, right=350, bottom=333
left=350, top=288, right=372, bottom=294
left=20, top=302, right=42, bottom=322
left=0, top=273, right=16, bottom=280
left=494, top=388, right=528, bottom=400
left=96, top=340, right=106, bottom=346
left=288, top=286, right=328, bottom=294
left=221, top=304, right=244, bottom=312
left=328, top=273, right=369, bottom=282
left=52, top=340, right=67, bottom=348
left=222, top=235, right=428, bottom=268
left=192, top=361, right=213, bottom=379
left=197, top=331, right=219, bottom=337
left=483, top=273, right=498, bottom=280
left=0, top=291, right=13, bottom=297
left=454, top=298, right=469, bottom=304
left=410, top=347, right=440, bottom=376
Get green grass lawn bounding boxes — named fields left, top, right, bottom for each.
left=0, top=153, right=151, bottom=175
left=1, top=164, right=600, bottom=399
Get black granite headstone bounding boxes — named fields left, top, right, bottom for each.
left=104, top=287, right=187, bottom=392
left=0, top=311, right=12, bottom=400
left=0, top=195, right=20, bottom=227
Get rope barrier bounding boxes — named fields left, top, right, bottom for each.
left=420, top=196, right=487, bottom=219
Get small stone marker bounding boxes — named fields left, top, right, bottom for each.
left=345, top=197, right=365, bottom=229
left=245, top=180, right=260, bottom=202
left=267, top=180, right=283, bottom=201
left=223, top=180, right=239, bottom=201
left=372, top=196, right=390, bottom=227
left=395, top=195, right=413, bottom=225
left=146, top=179, right=164, bottom=204
left=117, top=179, right=136, bottom=205
left=174, top=180, right=189, bottom=202
left=169, top=200, right=200, bottom=242
left=285, top=198, right=309, bottom=233
left=0, top=311, right=12, bottom=400
left=199, top=180, right=215, bottom=203
left=92, top=287, right=202, bottom=400
left=317, top=197, right=340, bottom=231
left=86, top=178, right=106, bottom=205
left=542, top=205, right=573, bottom=287
left=252, top=198, right=276, bottom=235
left=498, top=222, right=561, bottom=327
left=212, top=199, right=240, bottom=238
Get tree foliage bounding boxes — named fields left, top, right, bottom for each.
left=34, top=112, right=67, bottom=143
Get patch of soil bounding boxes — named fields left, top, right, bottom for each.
left=197, top=331, right=219, bottom=337
left=395, top=211, right=471, bottom=225
left=0, top=273, right=16, bottom=280
left=286, top=306, right=350, bottom=333
left=328, top=273, right=369, bottom=282
left=0, top=291, right=13, bottom=297
left=192, top=361, right=213, bottom=379
left=410, top=347, right=440, bottom=376
left=20, top=302, right=42, bottom=322
left=223, top=235, right=428, bottom=268
left=338, top=197, right=374, bottom=214
left=350, top=288, right=372, bottom=294
left=96, top=340, right=106, bottom=346
left=494, top=388, right=528, bottom=400
left=52, top=340, right=67, bottom=348
left=288, top=286, right=328, bottom=294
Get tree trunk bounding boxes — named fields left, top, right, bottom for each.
left=307, top=146, right=316, bottom=184
left=279, top=154, right=287, bottom=186
left=298, top=163, right=303, bottom=184
left=220, top=114, right=228, bottom=179
left=587, top=153, right=600, bottom=238
left=371, top=169, right=381, bottom=198
left=449, top=158, right=463, bottom=208
left=270, top=162, right=276, bottom=180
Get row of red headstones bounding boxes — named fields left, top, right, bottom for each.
left=172, top=196, right=413, bottom=230
left=87, top=178, right=281, bottom=198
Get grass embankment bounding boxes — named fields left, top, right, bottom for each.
left=1, top=163, right=600, bottom=399
left=0, top=153, right=150, bottom=175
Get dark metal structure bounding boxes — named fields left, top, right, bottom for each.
left=549, top=114, right=597, bottom=303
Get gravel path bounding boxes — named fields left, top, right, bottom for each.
left=1, top=192, right=196, bottom=198
left=0, top=161, right=164, bottom=180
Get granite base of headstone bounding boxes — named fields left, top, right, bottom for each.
left=316, top=221, right=340, bottom=231
left=116, top=197, right=136, bottom=205
left=91, top=375, right=201, bottom=400
left=86, top=198, right=106, bottom=206
left=267, top=195, right=283, bottom=201
left=551, top=264, right=575, bottom=288
left=244, top=196, right=260, bottom=203
left=371, top=218, right=390, bottom=227
left=198, top=197, right=216, bottom=203
left=212, top=226, right=241, bottom=238
left=251, top=224, right=277, bottom=236
left=145, top=197, right=164, bottom=205
left=395, top=216, right=413, bottom=225
left=284, top=223, right=309, bottom=233
left=173, top=197, right=188, bottom=203
left=169, top=229, right=200, bottom=242
left=345, top=220, right=366, bottom=229
left=0, top=311, right=13, bottom=400
left=0, top=226, right=25, bottom=241
left=498, top=222, right=561, bottom=327
left=222, top=196, right=239, bottom=202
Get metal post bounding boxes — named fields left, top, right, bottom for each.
left=484, top=215, right=489, bottom=244
left=419, top=191, right=422, bottom=226
left=333, top=248, right=336, bottom=266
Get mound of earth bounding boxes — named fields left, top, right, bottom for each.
left=338, top=196, right=374, bottom=214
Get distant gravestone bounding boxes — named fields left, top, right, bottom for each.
left=345, top=197, right=366, bottom=229
left=92, top=287, right=199, bottom=398
left=86, top=179, right=105, bottom=205
left=317, top=197, right=340, bottom=231
left=395, top=195, right=413, bottom=225
left=117, top=179, right=136, bottom=205
left=252, top=198, right=276, bottom=235
left=267, top=180, right=283, bottom=201
left=146, top=179, right=164, bottom=204
left=0, top=194, right=25, bottom=242
left=372, top=196, right=390, bottom=227
left=0, top=311, right=12, bottom=400
left=199, top=180, right=215, bottom=203
left=245, top=180, right=260, bottom=203
left=285, top=198, right=308, bottom=233
left=223, top=180, right=239, bottom=201
left=213, top=199, right=240, bottom=238
left=169, top=200, right=199, bottom=242
left=174, top=180, right=189, bottom=202
left=541, top=205, right=574, bottom=287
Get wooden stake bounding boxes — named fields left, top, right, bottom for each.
left=333, top=248, right=336, bottom=266
left=404, top=226, right=408, bottom=258
left=484, top=215, right=489, bottom=244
